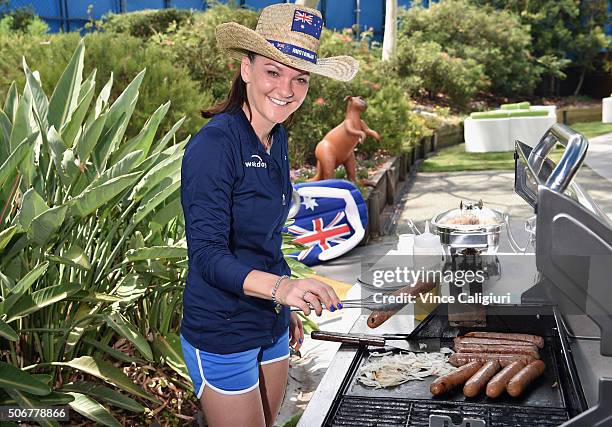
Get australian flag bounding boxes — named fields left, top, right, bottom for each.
left=291, top=9, right=323, bottom=40
left=283, top=180, right=368, bottom=266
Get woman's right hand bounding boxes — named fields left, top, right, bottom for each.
left=275, top=277, right=342, bottom=316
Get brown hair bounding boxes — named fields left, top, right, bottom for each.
left=201, top=52, right=295, bottom=135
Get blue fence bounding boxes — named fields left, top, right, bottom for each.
left=0, top=0, right=442, bottom=39
left=0, top=0, right=610, bottom=39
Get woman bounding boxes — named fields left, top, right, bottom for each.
left=180, top=4, right=358, bottom=427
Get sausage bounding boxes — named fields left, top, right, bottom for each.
left=464, top=332, right=544, bottom=349
left=430, top=361, right=482, bottom=396
left=506, top=360, right=546, bottom=397
left=449, top=353, right=535, bottom=368
left=454, top=337, right=538, bottom=347
left=454, top=343, right=540, bottom=359
left=367, top=280, right=437, bottom=329
left=463, top=360, right=501, bottom=397
left=486, top=360, right=527, bottom=398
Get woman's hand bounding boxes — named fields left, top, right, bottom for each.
left=289, top=312, right=304, bottom=351
left=275, top=277, right=342, bottom=316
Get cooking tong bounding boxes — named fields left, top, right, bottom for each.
left=311, top=330, right=441, bottom=352
left=290, top=294, right=407, bottom=312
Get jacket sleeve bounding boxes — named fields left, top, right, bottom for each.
left=181, top=126, right=253, bottom=296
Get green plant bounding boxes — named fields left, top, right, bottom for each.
left=101, top=8, right=195, bottom=38
left=0, top=40, right=189, bottom=424
left=398, top=0, right=540, bottom=98
left=0, top=31, right=208, bottom=145
left=0, top=6, right=48, bottom=36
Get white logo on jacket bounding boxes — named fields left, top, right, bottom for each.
left=245, top=154, right=268, bottom=168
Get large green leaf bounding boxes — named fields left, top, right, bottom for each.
left=125, top=246, right=187, bottom=261
left=104, top=69, right=145, bottom=135
left=0, top=361, right=51, bottom=395
left=0, top=390, right=74, bottom=405
left=66, top=392, right=122, bottom=427
left=61, top=382, right=144, bottom=413
left=129, top=150, right=181, bottom=201
left=61, top=70, right=97, bottom=148
left=53, top=356, right=158, bottom=402
left=6, top=283, right=81, bottom=322
left=75, top=113, right=107, bottom=165
left=4, top=389, right=60, bottom=427
left=0, top=133, right=37, bottom=188
left=81, top=336, right=141, bottom=364
left=23, top=58, right=49, bottom=132
left=152, top=333, right=190, bottom=381
left=105, top=312, right=153, bottom=361
left=0, top=109, right=12, bottom=160
left=47, top=244, right=91, bottom=270
left=3, top=81, right=18, bottom=121
left=91, top=110, right=126, bottom=173
left=151, top=117, right=187, bottom=157
left=88, top=150, right=142, bottom=190
left=47, top=40, right=84, bottom=130
left=9, top=261, right=48, bottom=296
left=28, top=204, right=68, bottom=246
left=46, top=126, right=69, bottom=187
left=68, top=171, right=142, bottom=217
left=17, top=188, right=49, bottom=230
left=93, top=72, right=113, bottom=119
left=110, top=101, right=170, bottom=166
left=133, top=180, right=180, bottom=225
left=9, top=95, right=30, bottom=152
left=0, top=318, right=18, bottom=341
left=0, top=224, right=19, bottom=253
left=150, top=195, right=182, bottom=229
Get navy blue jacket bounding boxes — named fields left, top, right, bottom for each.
left=180, top=108, right=292, bottom=354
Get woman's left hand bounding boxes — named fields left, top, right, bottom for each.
left=289, top=312, right=304, bottom=352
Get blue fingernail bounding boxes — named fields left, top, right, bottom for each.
left=337, top=303, right=343, bottom=309
left=299, top=338, right=303, bottom=343
left=330, top=305, right=336, bottom=312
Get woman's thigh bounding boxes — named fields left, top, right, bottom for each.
left=201, top=385, right=266, bottom=427
left=259, top=358, right=289, bottom=427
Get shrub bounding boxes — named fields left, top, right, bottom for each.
left=0, top=6, right=48, bottom=35
left=398, top=0, right=541, bottom=98
left=0, top=32, right=208, bottom=142
left=101, top=8, right=194, bottom=38
left=392, top=37, right=487, bottom=107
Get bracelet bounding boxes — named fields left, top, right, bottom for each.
left=272, top=275, right=290, bottom=314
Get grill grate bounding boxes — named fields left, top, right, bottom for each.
left=327, top=397, right=570, bottom=427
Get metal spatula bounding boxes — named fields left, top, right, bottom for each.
left=311, top=331, right=440, bottom=352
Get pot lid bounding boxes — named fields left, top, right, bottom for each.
left=432, top=199, right=505, bottom=228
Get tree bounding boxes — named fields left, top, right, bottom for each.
left=382, top=0, right=397, bottom=61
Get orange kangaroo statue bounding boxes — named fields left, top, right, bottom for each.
left=310, top=96, right=381, bottom=182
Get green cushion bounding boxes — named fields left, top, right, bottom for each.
left=500, top=101, right=530, bottom=110
left=470, top=110, right=509, bottom=119
left=507, top=109, right=548, bottom=117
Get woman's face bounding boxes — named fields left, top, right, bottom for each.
left=241, top=54, right=310, bottom=130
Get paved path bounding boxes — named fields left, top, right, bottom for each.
left=584, top=132, right=612, bottom=181
left=276, top=138, right=612, bottom=425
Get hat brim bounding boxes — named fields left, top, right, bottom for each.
left=216, top=22, right=359, bottom=82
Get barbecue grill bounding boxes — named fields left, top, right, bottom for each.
left=299, top=124, right=612, bottom=427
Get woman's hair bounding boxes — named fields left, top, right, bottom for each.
left=201, top=51, right=295, bottom=131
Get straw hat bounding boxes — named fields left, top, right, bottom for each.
left=216, top=3, right=359, bottom=82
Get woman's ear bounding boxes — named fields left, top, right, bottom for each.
left=240, top=56, right=252, bottom=84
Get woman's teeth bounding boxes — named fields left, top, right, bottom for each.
left=269, top=97, right=288, bottom=106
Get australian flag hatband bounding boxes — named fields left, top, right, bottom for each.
left=267, top=9, right=323, bottom=64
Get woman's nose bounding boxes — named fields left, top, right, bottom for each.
left=277, top=78, right=294, bottom=99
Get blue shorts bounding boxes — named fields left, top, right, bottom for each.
left=180, top=329, right=290, bottom=397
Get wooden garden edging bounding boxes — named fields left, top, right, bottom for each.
left=557, top=105, right=602, bottom=125
left=362, top=123, right=463, bottom=243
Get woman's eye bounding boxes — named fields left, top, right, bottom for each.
left=267, top=70, right=279, bottom=77
left=297, top=78, right=309, bottom=85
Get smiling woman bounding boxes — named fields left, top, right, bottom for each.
left=180, top=3, right=358, bottom=427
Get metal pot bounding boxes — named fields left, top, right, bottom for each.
left=430, top=200, right=506, bottom=254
